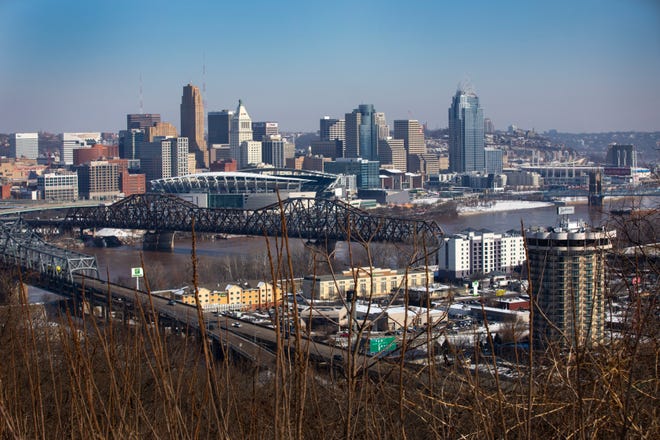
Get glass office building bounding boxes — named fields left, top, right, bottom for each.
left=448, top=88, right=485, bottom=173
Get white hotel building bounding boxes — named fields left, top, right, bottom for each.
left=437, top=229, right=526, bottom=280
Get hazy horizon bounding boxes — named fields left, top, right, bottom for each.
left=1, top=0, right=659, bottom=134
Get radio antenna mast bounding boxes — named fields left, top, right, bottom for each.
left=139, top=72, right=144, bottom=114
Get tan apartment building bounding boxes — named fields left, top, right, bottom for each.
left=303, top=266, right=434, bottom=301
left=178, top=281, right=281, bottom=311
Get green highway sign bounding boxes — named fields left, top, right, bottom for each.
left=131, top=267, right=144, bottom=278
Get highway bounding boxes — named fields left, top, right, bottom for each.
left=71, top=275, right=277, bottom=367
left=70, top=275, right=401, bottom=377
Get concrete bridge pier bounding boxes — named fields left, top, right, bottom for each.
left=305, top=238, right=337, bottom=257
left=143, top=231, right=176, bottom=251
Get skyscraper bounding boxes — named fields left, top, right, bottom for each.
left=180, top=83, right=207, bottom=168
left=484, top=117, right=495, bottom=134
left=230, top=100, right=254, bottom=168
left=252, top=122, right=279, bottom=141
left=344, top=110, right=361, bottom=158
left=393, top=120, right=426, bottom=156
left=320, top=117, right=345, bottom=143
left=344, top=105, right=378, bottom=161
left=208, top=110, right=233, bottom=145
left=262, top=135, right=291, bottom=168
left=358, top=104, right=378, bottom=161
left=374, top=112, right=389, bottom=140
left=127, top=113, right=161, bottom=130
left=378, top=138, right=407, bottom=171
left=144, top=122, right=178, bottom=142
left=527, top=219, right=615, bottom=347
left=139, top=137, right=189, bottom=183
left=118, top=129, right=144, bottom=160
left=448, top=86, right=485, bottom=173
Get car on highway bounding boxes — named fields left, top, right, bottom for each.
left=231, top=322, right=242, bottom=328
left=168, top=300, right=176, bottom=305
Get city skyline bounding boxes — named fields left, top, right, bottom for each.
left=1, top=0, right=659, bottom=134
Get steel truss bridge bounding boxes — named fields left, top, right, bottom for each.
left=26, top=193, right=444, bottom=247
left=0, top=217, right=99, bottom=282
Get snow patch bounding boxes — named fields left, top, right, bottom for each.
left=457, top=200, right=554, bottom=215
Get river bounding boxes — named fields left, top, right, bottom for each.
left=82, top=196, right=658, bottom=284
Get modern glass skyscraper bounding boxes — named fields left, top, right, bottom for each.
left=358, top=104, right=378, bottom=161
left=344, top=104, right=379, bottom=161
left=448, top=87, right=485, bottom=173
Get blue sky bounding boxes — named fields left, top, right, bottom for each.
left=1, top=0, right=659, bottom=133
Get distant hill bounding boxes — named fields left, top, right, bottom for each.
left=293, top=132, right=319, bottom=151
left=545, top=131, right=660, bottom=166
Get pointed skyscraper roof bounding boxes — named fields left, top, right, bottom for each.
left=235, top=99, right=250, bottom=119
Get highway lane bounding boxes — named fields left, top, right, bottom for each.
left=71, top=276, right=411, bottom=378
left=73, top=276, right=277, bottom=366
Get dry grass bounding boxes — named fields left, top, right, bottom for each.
left=0, top=211, right=658, bottom=439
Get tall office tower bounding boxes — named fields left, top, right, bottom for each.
left=60, top=133, right=101, bottom=165
left=448, top=86, right=485, bottom=173
left=238, top=141, right=262, bottom=169
left=139, top=137, right=189, bottom=183
left=484, top=117, right=495, bottom=134
left=344, top=110, right=361, bottom=158
left=605, top=144, right=636, bottom=168
left=144, top=122, right=178, bottom=142
left=374, top=112, right=389, bottom=140
left=344, top=105, right=378, bottom=161
left=10, top=133, right=39, bottom=160
left=252, top=122, right=279, bottom=141
left=358, top=104, right=378, bottom=161
left=180, top=83, right=208, bottom=168
left=118, top=129, right=144, bottom=160
left=378, top=138, right=407, bottom=171
left=262, top=135, right=288, bottom=168
left=320, top=117, right=345, bottom=143
left=319, top=117, right=345, bottom=157
left=208, top=110, right=233, bottom=145
left=320, top=117, right=339, bottom=141
left=526, top=219, right=615, bottom=347
left=170, top=137, right=190, bottom=178
left=127, top=113, right=161, bottom=130
left=484, top=147, right=503, bottom=174
left=230, top=99, right=253, bottom=166
left=393, top=120, right=426, bottom=157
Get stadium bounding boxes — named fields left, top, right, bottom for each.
left=150, top=168, right=340, bottom=209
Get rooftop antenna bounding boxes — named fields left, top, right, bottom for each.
left=139, top=72, right=144, bottom=114
left=202, top=52, right=207, bottom=111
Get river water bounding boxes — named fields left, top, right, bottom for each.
left=82, top=197, right=657, bottom=284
